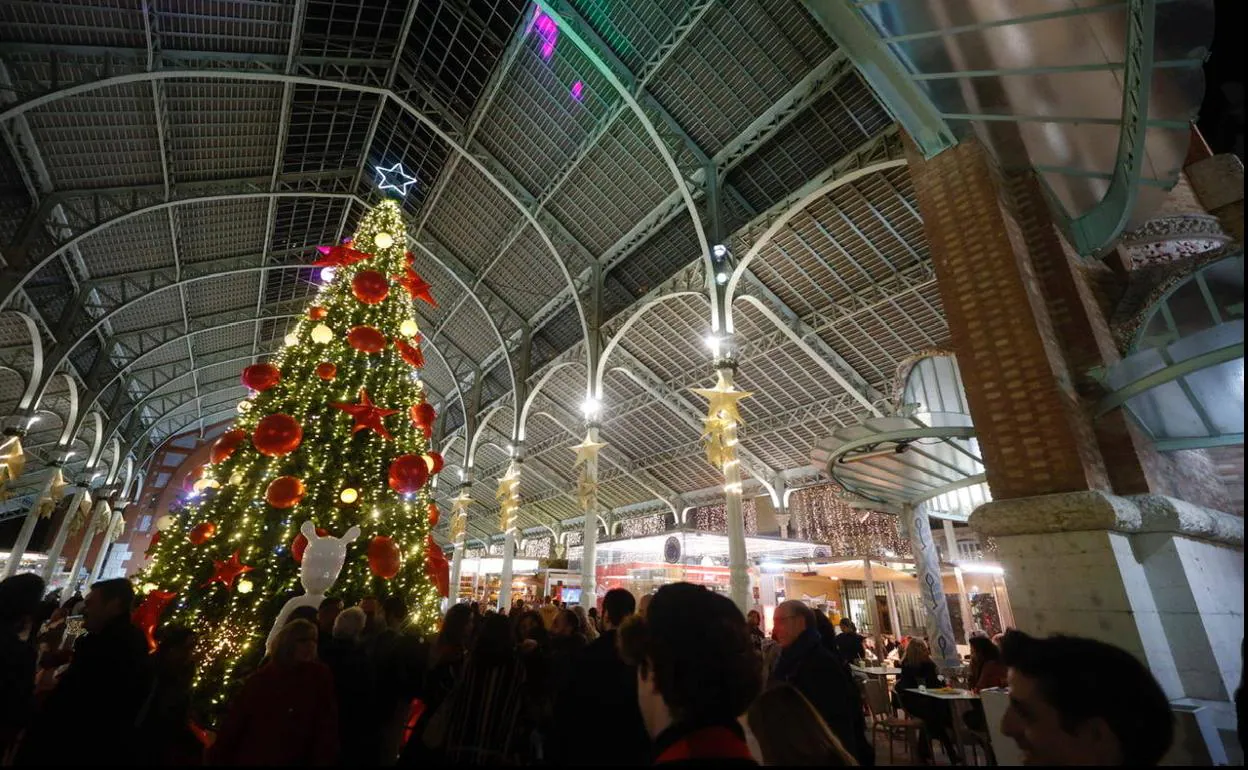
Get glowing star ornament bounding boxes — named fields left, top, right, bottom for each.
left=202, top=550, right=254, bottom=591
left=450, top=490, right=472, bottom=517
left=571, top=432, right=607, bottom=468
left=376, top=162, right=418, bottom=196
left=395, top=268, right=437, bottom=306
left=690, top=373, right=752, bottom=426
left=331, top=387, right=399, bottom=440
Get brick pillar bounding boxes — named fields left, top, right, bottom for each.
left=905, top=135, right=1231, bottom=511
left=904, top=136, right=1110, bottom=500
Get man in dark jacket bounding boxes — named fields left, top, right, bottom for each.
left=16, top=578, right=153, bottom=766
left=549, top=589, right=651, bottom=765
left=770, top=600, right=873, bottom=766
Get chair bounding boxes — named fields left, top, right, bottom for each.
left=862, top=678, right=923, bottom=764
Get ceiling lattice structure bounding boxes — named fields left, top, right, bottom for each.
left=0, top=0, right=947, bottom=545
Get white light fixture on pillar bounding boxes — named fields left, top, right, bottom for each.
left=580, top=397, right=601, bottom=418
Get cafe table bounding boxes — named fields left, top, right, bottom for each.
left=903, top=688, right=981, bottom=765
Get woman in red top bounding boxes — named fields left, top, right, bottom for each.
left=618, top=583, right=762, bottom=766
left=209, top=619, right=339, bottom=766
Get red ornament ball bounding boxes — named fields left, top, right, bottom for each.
left=388, top=453, right=429, bottom=495
left=351, top=270, right=390, bottom=305
left=425, top=535, right=449, bottom=597
left=188, top=522, right=217, bottom=545
left=410, top=402, right=436, bottom=435
left=265, top=476, right=306, bottom=509
left=253, top=413, right=303, bottom=457
left=424, top=451, right=444, bottom=475
left=428, top=501, right=441, bottom=527
left=291, top=526, right=330, bottom=564
left=308, top=306, right=327, bottom=320
left=316, top=362, right=337, bottom=380
left=241, top=363, right=281, bottom=392
left=368, top=536, right=402, bottom=579
left=347, top=326, right=386, bottom=354
left=210, top=429, right=246, bottom=464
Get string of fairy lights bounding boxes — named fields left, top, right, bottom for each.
left=139, top=200, right=443, bottom=718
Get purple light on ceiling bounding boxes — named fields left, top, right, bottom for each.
left=570, top=80, right=584, bottom=102
left=533, top=11, right=558, bottom=61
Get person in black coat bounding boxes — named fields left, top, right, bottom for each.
left=320, top=607, right=381, bottom=766
left=832, top=618, right=867, bottom=663
left=549, top=589, right=651, bottom=766
left=16, top=578, right=153, bottom=767
left=769, top=600, right=873, bottom=766
left=1, top=574, right=45, bottom=762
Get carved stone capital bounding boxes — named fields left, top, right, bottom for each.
left=969, top=490, right=1243, bottom=548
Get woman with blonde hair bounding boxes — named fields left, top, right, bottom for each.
left=746, top=684, right=857, bottom=766
left=571, top=604, right=598, bottom=640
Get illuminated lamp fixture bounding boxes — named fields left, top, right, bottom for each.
left=712, top=244, right=729, bottom=259
left=837, top=442, right=910, bottom=464
left=715, top=271, right=729, bottom=285
left=580, top=397, right=601, bottom=418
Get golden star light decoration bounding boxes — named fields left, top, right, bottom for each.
left=576, top=476, right=599, bottom=512
left=691, top=371, right=751, bottom=472
left=496, top=461, right=521, bottom=533
left=570, top=432, right=607, bottom=468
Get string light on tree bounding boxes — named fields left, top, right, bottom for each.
left=136, top=198, right=443, bottom=726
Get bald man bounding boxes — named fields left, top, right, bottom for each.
left=769, top=600, right=872, bottom=765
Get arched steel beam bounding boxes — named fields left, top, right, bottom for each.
left=723, top=136, right=908, bottom=330
left=532, top=1, right=715, bottom=331
left=0, top=69, right=590, bottom=365
left=8, top=190, right=516, bottom=443
left=596, top=291, right=704, bottom=395
left=0, top=310, right=43, bottom=412
left=467, top=402, right=510, bottom=471
left=517, top=360, right=578, bottom=444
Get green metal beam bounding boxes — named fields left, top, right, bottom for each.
left=801, top=0, right=955, bottom=159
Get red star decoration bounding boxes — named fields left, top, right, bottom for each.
left=394, top=267, right=437, bottom=307
left=313, top=243, right=373, bottom=268
left=202, top=551, right=254, bottom=591
left=331, top=387, right=400, bottom=440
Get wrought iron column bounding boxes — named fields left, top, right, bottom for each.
left=40, top=485, right=89, bottom=584
left=2, top=458, right=66, bottom=579
left=60, top=499, right=107, bottom=602
left=902, top=504, right=959, bottom=668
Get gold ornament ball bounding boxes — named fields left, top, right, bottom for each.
left=140, top=582, right=158, bottom=594
left=311, top=324, right=334, bottom=344
left=284, top=333, right=298, bottom=346
left=237, top=578, right=254, bottom=594
left=340, top=487, right=359, bottom=504
left=155, top=514, right=175, bottom=532
left=399, top=319, right=419, bottom=337
left=375, top=232, right=394, bottom=249
left=237, top=401, right=253, bottom=414
left=228, top=472, right=244, bottom=486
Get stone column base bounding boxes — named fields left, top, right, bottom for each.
left=969, top=490, right=1243, bottom=706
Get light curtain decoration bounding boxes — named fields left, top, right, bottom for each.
left=691, top=371, right=751, bottom=472
left=496, top=462, right=520, bottom=533
left=36, top=468, right=67, bottom=518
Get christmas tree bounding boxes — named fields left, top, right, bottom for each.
left=137, top=198, right=449, bottom=720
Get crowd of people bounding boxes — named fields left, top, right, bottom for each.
left=1, top=571, right=1187, bottom=766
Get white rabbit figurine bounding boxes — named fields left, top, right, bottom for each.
left=265, top=520, right=360, bottom=652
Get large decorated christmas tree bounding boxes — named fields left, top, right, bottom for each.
left=137, top=198, right=449, bottom=719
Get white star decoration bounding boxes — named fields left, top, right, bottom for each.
left=376, top=162, right=418, bottom=196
